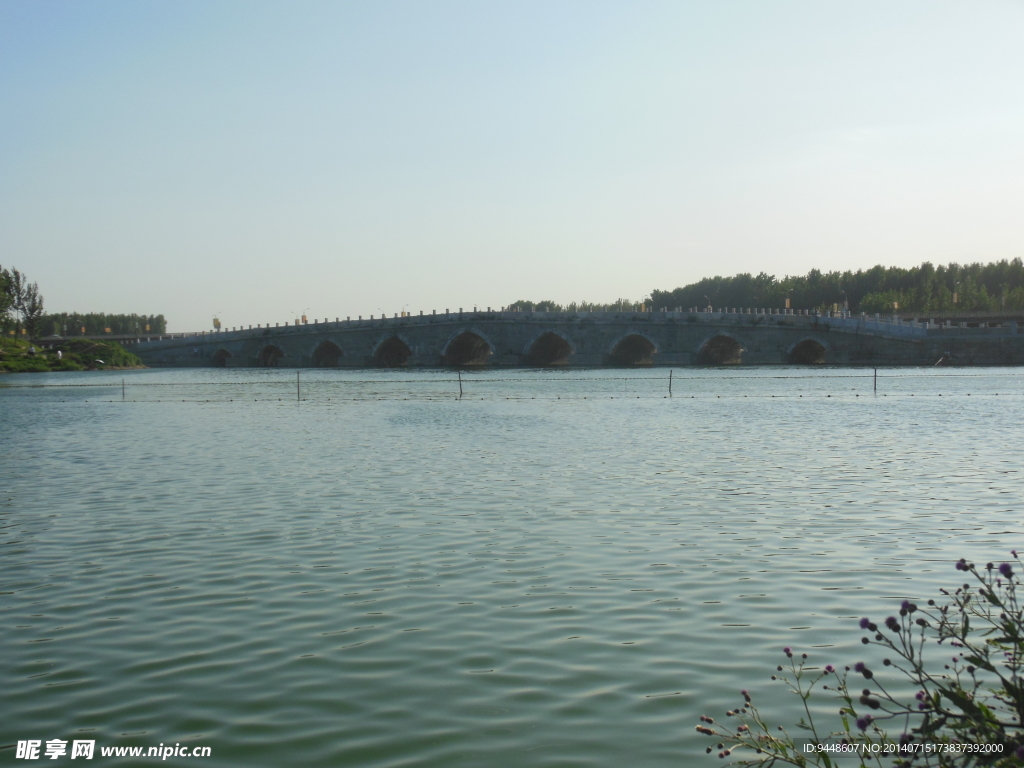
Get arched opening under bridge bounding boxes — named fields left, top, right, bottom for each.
left=610, top=334, right=656, bottom=366
left=257, top=345, right=285, bottom=367
left=698, top=335, right=742, bottom=365
left=373, top=337, right=412, bottom=367
left=311, top=340, right=343, bottom=367
left=212, top=349, right=231, bottom=368
left=526, top=332, right=573, bottom=366
left=443, top=332, right=491, bottom=366
left=788, top=339, right=827, bottom=365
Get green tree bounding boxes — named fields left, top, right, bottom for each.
left=19, top=278, right=45, bottom=336
left=0, top=265, right=45, bottom=335
left=0, top=265, right=13, bottom=328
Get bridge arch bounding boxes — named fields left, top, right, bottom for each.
left=212, top=349, right=231, bottom=368
left=787, top=337, right=829, bottom=365
left=311, top=339, right=343, bottom=367
left=257, top=344, right=285, bottom=367
left=524, top=330, right=575, bottom=366
left=609, top=332, right=658, bottom=366
left=372, top=335, right=412, bottom=367
left=697, top=333, right=743, bottom=365
left=442, top=328, right=494, bottom=366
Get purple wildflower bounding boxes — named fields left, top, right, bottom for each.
left=853, top=662, right=873, bottom=679
left=999, top=562, right=1013, bottom=578
left=825, top=664, right=835, bottom=673
left=856, top=715, right=873, bottom=730
left=859, top=617, right=871, bottom=629
left=783, top=647, right=792, bottom=657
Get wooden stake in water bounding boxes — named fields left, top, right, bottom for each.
left=874, top=368, right=877, bottom=393
left=297, top=371, right=300, bottom=401
left=669, top=369, right=673, bottom=397
left=458, top=370, right=463, bottom=397
left=122, top=378, right=125, bottom=401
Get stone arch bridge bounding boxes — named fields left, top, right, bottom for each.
left=129, top=309, right=1024, bottom=368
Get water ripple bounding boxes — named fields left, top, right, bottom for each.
left=1, top=367, right=1022, bottom=766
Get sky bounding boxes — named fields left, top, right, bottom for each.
left=2, top=1, right=1023, bottom=332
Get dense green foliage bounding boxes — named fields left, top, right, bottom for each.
left=506, top=299, right=647, bottom=313
left=38, top=312, right=167, bottom=337
left=1, top=264, right=45, bottom=335
left=0, top=268, right=11, bottom=319
left=0, top=337, right=143, bottom=373
left=649, top=259, right=1024, bottom=314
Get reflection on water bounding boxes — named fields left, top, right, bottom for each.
left=1, top=368, right=1022, bottom=766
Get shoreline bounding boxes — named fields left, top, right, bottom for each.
left=0, top=337, right=144, bottom=373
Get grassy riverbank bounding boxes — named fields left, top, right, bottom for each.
left=0, top=338, right=144, bottom=373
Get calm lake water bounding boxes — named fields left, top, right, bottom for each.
left=2, top=367, right=1022, bottom=766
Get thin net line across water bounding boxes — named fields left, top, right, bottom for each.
left=5, top=370, right=1024, bottom=389
left=22, top=392, right=1024, bottom=404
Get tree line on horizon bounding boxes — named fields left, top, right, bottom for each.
left=649, top=258, right=1024, bottom=314
left=510, top=258, right=1024, bottom=315
left=38, top=312, right=167, bottom=337
left=2, top=264, right=166, bottom=337
left=505, top=298, right=648, bottom=313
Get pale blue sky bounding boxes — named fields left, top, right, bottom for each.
left=2, top=1, right=1023, bottom=331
